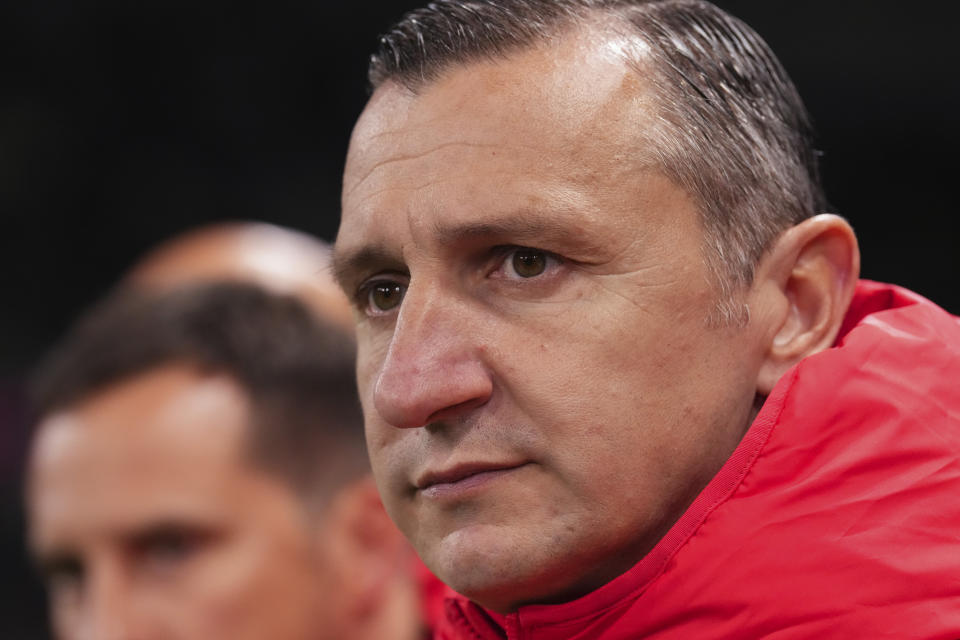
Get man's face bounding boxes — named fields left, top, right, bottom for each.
left=28, top=364, right=350, bottom=640
left=337, top=30, right=769, bottom=612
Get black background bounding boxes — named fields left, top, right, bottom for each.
left=2, top=1, right=957, bottom=636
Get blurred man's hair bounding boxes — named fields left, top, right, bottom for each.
left=370, top=0, right=827, bottom=322
left=31, top=282, right=365, bottom=502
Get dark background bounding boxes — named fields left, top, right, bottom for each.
left=2, top=1, right=957, bottom=636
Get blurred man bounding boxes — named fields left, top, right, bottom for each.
left=26, top=283, right=429, bottom=640
left=335, top=0, right=960, bottom=637
left=120, top=220, right=445, bottom=630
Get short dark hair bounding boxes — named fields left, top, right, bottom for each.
left=31, top=282, right=365, bottom=500
left=370, top=0, right=827, bottom=323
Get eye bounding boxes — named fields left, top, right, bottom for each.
left=143, top=532, right=192, bottom=564
left=131, top=526, right=211, bottom=575
left=500, top=247, right=562, bottom=280
left=41, top=555, right=85, bottom=601
left=511, top=248, right=547, bottom=277
left=362, top=280, right=407, bottom=316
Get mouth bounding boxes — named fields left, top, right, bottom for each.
left=415, top=462, right=530, bottom=499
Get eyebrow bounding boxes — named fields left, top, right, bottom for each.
left=333, top=208, right=601, bottom=289
left=332, top=245, right=407, bottom=292
left=34, top=549, right=83, bottom=580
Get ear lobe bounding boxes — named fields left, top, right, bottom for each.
left=756, top=214, right=860, bottom=395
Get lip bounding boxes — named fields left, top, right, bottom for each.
left=415, top=462, right=530, bottom=499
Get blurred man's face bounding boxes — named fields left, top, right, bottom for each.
left=337, top=29, right=770, bottom=612
left=28, top=364, right=349, bottom=640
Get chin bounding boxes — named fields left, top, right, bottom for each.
left=425, top=522, right=559, bottom=612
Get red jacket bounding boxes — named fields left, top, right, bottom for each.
left=435, top=281, right=960, bottom=639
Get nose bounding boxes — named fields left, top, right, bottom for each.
left=76, top=564, right=141, bottom=640
left=373, top=287, right=493, bottom=428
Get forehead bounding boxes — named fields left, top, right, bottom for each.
left=347, top=25, right=652, bottom=167
left=28, top=365, right=256, bottom=546
left=337, top=27, right=661, bottom=267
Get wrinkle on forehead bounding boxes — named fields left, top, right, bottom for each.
left=347, top=154, right=591, bottom=227
left=344, top=141, right=507, bottom=202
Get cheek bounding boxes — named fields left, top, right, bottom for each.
left=502, top=304, right=665, bottom=412
left=364, top=422, right=418, bottom=533
left=502, top=303, right=712, bottom=477
left=356, top=323, right=391, bottom=379
left=357, top=340, right=397, bottom=457
left=176, top=540, right=322, bottom=639
left=355, top=345, right=377, bottom=391
left=163, top=508, right=319, bottom=627
left=184, top=545, right=277, bottom=615
left=356, top=330, right=396, bottom=435
left=52, top=600, right=83, bottom=640
left=357, top=336, right=416, bottom=484
left=364, top=424, right=403, bottom=508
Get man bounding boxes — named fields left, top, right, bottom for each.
left=26, top=283, right=428, bottom=640
left=334, top=0, right=960, bottom=637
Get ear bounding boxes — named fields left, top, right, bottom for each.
left=319, top=476, right=411, bottom=621
left=754, top=214, right=860, bottom=395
